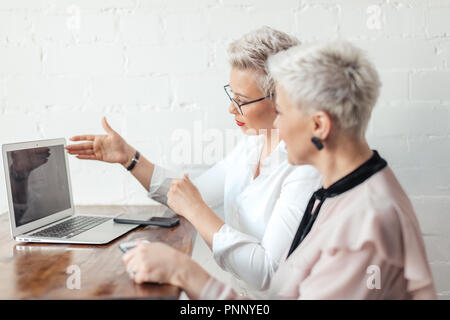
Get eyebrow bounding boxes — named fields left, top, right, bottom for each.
left=234, top=92, right=251, bottom=99
left=229, top=86, right=251, bottom=99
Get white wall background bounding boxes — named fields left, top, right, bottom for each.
left=0, top=0, right=449, bottom=298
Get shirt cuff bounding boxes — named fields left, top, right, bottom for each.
left=147, top=165, right=180, bottom=205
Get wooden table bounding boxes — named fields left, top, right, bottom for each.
left=0, top=205, right=196, bottom=300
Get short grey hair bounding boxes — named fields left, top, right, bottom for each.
left=268, top=41, right=381, bottom=138
left=228, top=26, right=300, bottom=96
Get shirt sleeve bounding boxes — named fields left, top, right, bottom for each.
left=212, top=165, right=322, bottom=291
left=298, top=201, right=411, bottom=300
left=147, top=165, right=180, bottom=206
left=298, top=244, right=401, bottom=299
left=201, top=246, right=404, bottom=300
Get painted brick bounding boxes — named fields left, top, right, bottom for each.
left=0, top=45, right=41, bottom=75
left=119, top=13, right=162, bottom=45
left=355, top=39, right=440, bottom=70
left=45, top=44, right=123, bottom=75
left=378, top=71, right=409, bottom=101
left=5, top=76, right=86, bottom=107
left=427, top=6, right=450, bottom=37
left=127, top=44, right=208, bottom=75
left=371, top=103, right=450, bottom=137
left=411, top=71, right=450, bottom=100
left=90, top=76, right=170, bottom=108
left=295, top=4, right=339, bottom=40
left=0, top=13, right=31, bottom=44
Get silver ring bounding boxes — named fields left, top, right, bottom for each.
left=130, top=269, right=136, bottom=277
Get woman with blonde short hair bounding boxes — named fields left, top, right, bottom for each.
left=122, top=40, right=436, bottom=300
left=66, top=26, right=321, bottom=296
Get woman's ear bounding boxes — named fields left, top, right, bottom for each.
left=311, top=111, right=332, bottom=141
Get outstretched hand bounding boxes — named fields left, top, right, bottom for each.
left=65, top=117, right=134, bottom=166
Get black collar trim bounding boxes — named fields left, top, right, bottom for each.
left=285, top=150, right=387, bottom=259
left=315, top=150, right=387, bottom=200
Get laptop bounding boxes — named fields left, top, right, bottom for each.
left=2, top=138, right=139, bottom=244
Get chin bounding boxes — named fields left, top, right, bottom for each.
left=242, top=127, right=258, bottom=135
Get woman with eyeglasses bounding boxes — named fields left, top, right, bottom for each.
left=65, top=26, right=322, bottom=296
left=121, top=41, right=436, bottom=300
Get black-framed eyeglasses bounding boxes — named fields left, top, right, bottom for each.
left=224, top=84, right=273, bottom=115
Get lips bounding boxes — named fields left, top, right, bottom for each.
left=236, top=120, right=245, bottom=126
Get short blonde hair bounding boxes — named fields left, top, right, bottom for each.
left=268, top=41, right=381, bottom=138
left=228, top=26, right=300, bottom=96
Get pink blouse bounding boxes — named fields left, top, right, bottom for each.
left=200, top=166, right=436, bottom=299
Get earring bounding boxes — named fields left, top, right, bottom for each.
left=311, top=137, right=324, bottom=150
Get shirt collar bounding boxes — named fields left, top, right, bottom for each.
left=314, top=150, right=387, bottom=200
left=245, top=135, right=287, bottom=172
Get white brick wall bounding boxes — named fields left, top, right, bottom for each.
left=0, top=0, right=449, bottom=298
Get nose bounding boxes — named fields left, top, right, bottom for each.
left=228, top=102, right=238, bottom=115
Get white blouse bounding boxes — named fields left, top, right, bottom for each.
left=148, top=134, right=322, bottom=292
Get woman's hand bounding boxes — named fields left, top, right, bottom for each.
left=65, top=116, right=134, bottom=167
left=167, top=174, right=206, bottom=220
left=167, top=174, right=224, bottom=248
left=122, top=241, right=185, bottom=285
left=122, top=240, right=212, bottom=299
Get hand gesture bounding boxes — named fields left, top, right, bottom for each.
left=65, top=117, right=134, bottom=166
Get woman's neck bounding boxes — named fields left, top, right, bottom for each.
left=253, top=128, right=280, bottom=180
left=262, top=127, right=280, bottom=157
left=315, top=135, right=373, bottom=189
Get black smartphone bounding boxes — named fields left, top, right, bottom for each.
left=113, top=214, right=180, bottom=228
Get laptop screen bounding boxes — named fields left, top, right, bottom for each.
left=6, top=145, right=72, bottom=227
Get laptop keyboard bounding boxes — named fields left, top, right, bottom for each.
left=29, top=216, right=110, bottom=239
